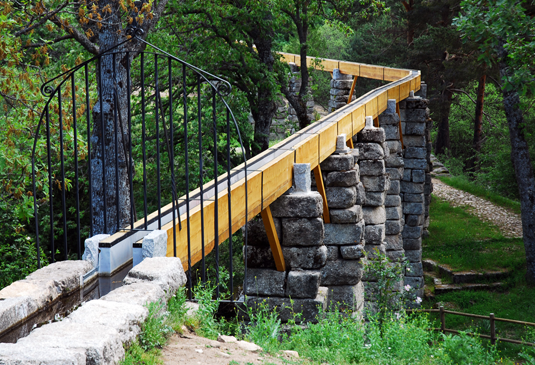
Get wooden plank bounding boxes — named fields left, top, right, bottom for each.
left=337, top=112, right=352, bottom=138
left=294, top=134, right=320, bottom=168
left=365, top=98, right=378, bottom=119
left=261, top=151, right=294, bottom=207
left=294, top=55, right=302, bottom=67
left=415, top=74, right=421, bottom=91
left=318, top=122, right=338, bottom=162
left=346, top=137, right=354, bottom=149
left=360, top=65, right=384, bottom=80
left=312, top=165, right=330, bottom=223
left=261, top=206, right=286, bottom=271
left=352, top=105, right=365, bottom=136
left=317, top=58, right=339, bottom=72
left=410, top=77, right=416, bottom=93
left=387, top=85, right=400, bottom=102
left=347, top=77, right=358, bottom=104
left=339, top=61, right=360, bottom=76
left=279, top=52, right=295, bottom=64
left=400, top=80, right=410, bottom=100
left=373, top=116, right=379, bottom=128
left=384, top=68, right=410, bottom=81
left=377, top=91, right=388, bottom=115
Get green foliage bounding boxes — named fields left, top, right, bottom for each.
left=190, top=280, right=224, bottom=340
left=139, top=301, right=174, bottom=351
left=243, top=300, right=282, bottom=353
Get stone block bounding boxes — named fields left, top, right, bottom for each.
left=320, top=154, right=354, bottom=171
left=331, top=94, right=350, bottom=102
left=405, top=249, right=422, bottom=263
left=245, top=268, right=286, bottom=297
left=355, top=182, right=366, bottom=205
left=406, top=262, right=424, bottom=277
left=402, top=225, right=422, bottom=239
left=326, top=283, right=364, bottom=312
left=286, top=271, right=321, bottom=299
left=362, top=206, right=386, bottom=225
left=142, top=230, right=167, bottom=260
left=0, top=297, right=38, bottom=338
left=245, top=246, right=275, bottom=269
left=405, top=122, right=426, bottom=135
left=403, top=135, right=425, bottom=147
left=404, top=147, right=426, bottom=159
left=385, top=194, right=401, bottom=207
left=387, top=180, right=400, bottom=195
left=404, top=159, right=427, bottom=170
left=83, top=234, right=109, bottom=268
left=101, top=283, right=165, bottom=307
left=386, top=206, right=403, bottom=220
left=245, top=217, right=282, bottom=247
left=406, top=214, right=424, bottom=227
left=359, top=160, right=385, bottom=176
left=404, top=276, right=424, bottom=290
left=384, top=154, right=404, bottom=169
left=378, top=113, right=399, bottom=126
left=401, top=181, right=424, bottom=194
left=326, top=246, right=340, bottom=261
left=282, top=217, right=324, bottom=247
left=386, top=167, right=403, bottom=180
left=330, top=79, right=353, bottom=89
left=386, top=250, right=405, bottom=262
left=404, top=193, right=424, bottom=203
left=364, top=224, right=386, bottom=244
left=330, top=205, right=363, bottom=224
left=361, top=175, right=389, bottom=192
left=424, top=183, right=433, bottom=195
left=340, top=245, right=365, bottom=260
left=412, top=169, right=426, bottom=183
left=403, top=237, right=422, bottom=250
left=324, top=221, right=365, bottom=245
left=271, top=192, right=323, bottom=218
left=402, top=169, right=411, bottom=181
left=403, top=202, right=424, bottom=215
left=385, top=220, right=403, bottom=235
left=383, top=124, right=400, bottom=140
left=384, top=234, right=403, bottom=251
left=356, top=143, right=384, bottom=160
left=333, top=69, right=353, bottom=80
left=364, top=191, right=386, bottom=206
left=0, top=342, right=85, bottom=365
left=326, top=187, right=356, bottom=209
left=356, top=128, right=386, bottom=143
left=282, top=246, right=328, bottom=269
left=403, top=109, right=428, bottom=123
left=294, top=163, right=311, bottom=193
left=386, top=141, right=402, bottom=154
left=325, top=170, right=359, bottom=187
left=123, top=257, right=187, bottom=298
left=364, top=244, right=386, bottom=260
left=321, top=259, right=364, bottom=285
left=328, top=100, right=347, bottom=109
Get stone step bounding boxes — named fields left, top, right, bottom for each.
left=434, top=282, right=504, bottom=295
left=422, top=259, right=510, bottom=284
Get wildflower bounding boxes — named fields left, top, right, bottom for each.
left=407, top=267, right=411, bottom=272
left=395, top=312, right=401, bottom=320
left=26, top=236, right=31, bottom=240
left=404, top=284, right=411, bottom=292
left=415, top=297, right=422, bottom=304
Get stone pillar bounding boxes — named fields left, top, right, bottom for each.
left=320, top=137, right=365, bottom=314
left=328, top=69, right=355, bottom=112
left=399, top=91, right=429, bottom=300
left=270, top=95, right=291, bottom=141
left=288, top=62, right=315, bottom=122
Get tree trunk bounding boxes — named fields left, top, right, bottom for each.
left=498, top=43, right=535, bottom=284
left=468, top=74, right=486, bottom=174
left=434, top=88, right=452, bottom=155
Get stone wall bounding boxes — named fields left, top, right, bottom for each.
left=328, top=69, right=356, bottom=112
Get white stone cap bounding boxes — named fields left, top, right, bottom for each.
left=293, top=163, right=311, bottom=193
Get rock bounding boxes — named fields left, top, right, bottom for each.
left=101, top=283, right=166, bottom=307
left=321, top=259, right=364, bottom=286
left=325, top=170, right=359, bottom=187
left=326, top=282, right=364, bottom=311
left=326, top=246, right=339, bottom=261
left=406, top=262, right=424, bottom=277
left=142, top=230, right=167, bottom=260
left=404, top=276, right=424, bottom=289
left=386, top=141, right=402, bottom=154
left=356, top=143, right=384, bottom=160
left=401, top=181, right=424, bottom=194
left=271, top=192, right=323, bottom=218
left=385, top=194, right=401, bottom=207
left=83, top=234, right=109, bottom=268
left=282, top=218, right=324, bottom=246
left=283, top=350, right=300, bottom=358
left=286, top=271, right=321, bottom=299
left=405, top=249, right=422, bottom=263
left=362, top=206, right=386, bottom=225
left=324, top=221, right=365, bottom=245
left=386, top=206, right=403, bottom=220
left=244, top=246, right=275, bottom=269
left=404, top=193, right=424, bottom=202
left=364, top=244, right=386, bottom=260
left=330, top=205, right=363, bottom=224
left=123, top=257, right=186, bottom=298
left=384, top=154, right=405, bottom=168
left=403, top=135, right=425, bottom=147
left=356, top=128, right=386, bottom=143
left=404, top=159, right=427, bottom=170
left=359, top=160, right=385, bottom=176
left=237, top=340, right=263, bottom=352
left=0, top=297, right=37, bottom=337
left=245, top=217, right=282, bottom=247
left=364, top=224, right=386, bottom=244
left=404, top=147, right=427, bottom=159
left=385, top=220, right=403, bottom=235
left=364, top=191, right=386, bottom=206
left=245, top=268, right=286, bottom=297
left=326, top=186, right=357, bottom=209
left=406, top=214, right=424, bottom=226
left=387, top=180, right=400, bottom=195
left=386, top=167, right=404, bottom=180
left=320, top=154, right=354, bottom=171
left=332, top=69, right=353, bottom=80
left=282, top=246, right=327, bottom=269
left=294, top=163, right=311, bottom=193
left=355, top=182, right=366, bottom=205
left=383, top=124, right=400, bottom=140
left=218, top=335, right=238, bottom=343
left=361, top=176, right=389, bottom=192
left=402, top=225, right=423, bottom=239
left=0, top=342, right=86, bottom=365
left=412, top=169, right=426, bottom=183
left=403, top=237, right=422, bottom=250
left=340, top=245, right=365, bottom=259
left=184, top=302, right=200, bottom=317
left=386, top=250, right=405, bottom=262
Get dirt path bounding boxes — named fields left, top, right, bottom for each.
left=432, top=178, right=523, bottom=238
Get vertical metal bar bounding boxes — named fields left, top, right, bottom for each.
left=32, top=155, right=40, bottom=268
left=45, top=106, right=55, bottom=263
left=168, top=58, right=177, bottom=257
left=71, top=74, right=81, bottom=259
left=85, top=65, right=93, bottom=237
left=198, top=75, right=206, bottom=283
left=126, top=52, right=134, bottom=230
left=141, top=53, right=148, bottom=229
left=98, top=56, right=107, bottom=233
left=490, top=313, right=496, bottom=345
left=58, top=91, right=68, bottom=259
left=212, top=87, right=219, bottom=299
left=440, top=306, right=445, bottom=334
left=183, top=64, right=192, bottom=299
left=155, top=54, right=162, bottom=230
left=113, top=53, right=120, bottom=231
left=226, top=109, right=233, bottom=298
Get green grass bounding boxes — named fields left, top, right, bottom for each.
left=437, top=175, right=522, bottom=215
left=423, top=197, right=525, bottom=272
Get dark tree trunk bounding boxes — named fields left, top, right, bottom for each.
left=468, top=74, right=486, bottom=174
left=498, top=43, right=535, bottom=284
left=434, top=88, right=452, bottom=155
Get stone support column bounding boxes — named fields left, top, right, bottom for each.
left=288, top=62, right=315, bottom=122
left=328, top=69, right=355, bottom=112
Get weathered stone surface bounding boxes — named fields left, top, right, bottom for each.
left=83, top=234, right=109, bottom=268
left=286, top=271, right=321, bottom=299
left=362, top=206, right=386, bottom=225
left=385, top=220, right=403, bottom=235
left=406, top=262, right=424, bottom=277
left=403, top=135, right=425, bottom=147
left=18, top=321, right=124, bottom=365
left=326, top=246, right=340, bottom=261
left=0, top=342, right=86, bottom=365
left=386, top=141, right=402, bottom=154
left=384, top=234, right=403, bottom=251
left=404, top=276, right=424, bottom=290
left=405, top=249, right=422, bottom=263
left=293, top=163, right=312, bottom=193
left=404, top=159, right=427, bottom=170
left=321, top=259, right=364, bottom=285
left=405, top=122, right=426, bottom=135
left=385, top=194, right=401, bottom=207
left=123, top=257, right=186, bottom=297
left=245, top=287, right=328, bottom=323
left=406, top=214, right=424, bottom=227
left=333, top=69, right=353, bottom=80
left=361, top=176, right=389, bottom=192
left=324, top=221, right=365, bottom=245
left=386, top=167, right=403, bottom=180
left=384, top=154, right=404, bottom=168
left=387, top=180, right=400, bottom=195
left=378, top=113, right=399, bottom=126
left=403, top=109, right=428, bottom=123
left=320, top=154, right=354, bottom=171
left=359, top=160, right=385, bottom=176
left=340, top=245, right=365, bottom=260
left=401, top=181, right=424, bottom=194
left=386, top=250, right=405, bottom=262
left=67, top=300, right=148, bottom=345
left=237, top=340, right=263, bottom=352
left=404, top=193, right=424, bottom=202
left=383, top=124, right=400, bottom=140
left=326, top=283, right=364, bottom=311
left=386, top=206, right=402, bottom=220
left=364, top=244, right=386, bottom=260
left=403, top=237, right=422, bottom=250
left=331, top=79, right=353, bottom=89
left=325, top=170, right=359, bottom=187
left=403, top=169, right=411, bottom=181
left=244, top=246, right=275, bottom=269
left=0, top=297, right=37, bottom=337
left=402, top=225, right=423, bottom=239
left=245, top=268, right=286, bottom=297
left=403, top=202, right=424, bottom=215
left=355, top=182, right=366, bottom=205
left=27, top=261, right=92, bottom=293
left=364, top=224, right=386, bottom=244
left=404, top=147, right=426, bottom=159
left=246, top=217, right=282, bottom=247
left=282, top=217, right=324, bottom=247
left=356, top=143, right=384, bottom=160
left=101, top=283, right=165, bottom=307
left=142, top=230, right=167, bottom=260
left=412, top=169, right=426, bottom=183
left=326, top=187, right=356, bottom=209
left=330, top=205, right=363, bottom=224
left=271, top=192, right=323, bottom=218
left=282, top=246, right=327, bottom=269
left=356, top=128, right=386, bottom=143
left=364, top=191, right=386, bottom=206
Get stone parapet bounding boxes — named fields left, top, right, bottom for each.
left=328, top=69, right=355, bottom=112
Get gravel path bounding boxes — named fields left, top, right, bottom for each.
left=432, top=178, right=523, bottom=238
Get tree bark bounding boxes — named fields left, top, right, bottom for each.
left=434, top=88, right=452, bottom=155
left=498, top=43, right=535, bottom=284
left=468, top=74, right=486, bottom=174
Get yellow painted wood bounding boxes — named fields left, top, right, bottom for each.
left=416, top=75, right=421, bottom=91
left=279, top=52, right=295, bottom=64
left=261, top=151, right=294, bottom=207
left=318, top=122, right=338, bottom=161
left=346, top=137, right=354, bottom=149
left=400, top=80, right=410, bottom=100
left=373, top=116, right=379, bottom=128
left=294, top=55, right=302, bottom=67
left=337, top=112, right=353, bottom=138
left=315, top=58, right=339, bottom=72
left=360, top=65, right=384, bottom=80
left=347, top=77, right=358, bottom=104
left=352, top=105, right=365, bottom=134
left=312, top=165, right=330, bottom=223
left=377, top=91, right=388, bottom=115
left=261, top=206, right=286, bottom=272
left=387, top=85, right=400, bottom=102
left=339, top=62, right=360, bottom=76
left=365, top=98, right=378, bottom=119
left=384, top=68, right=410, bottom=81
left=294, top=134, right=320, bottom=168
left=411, top=78, right=416, bottom=94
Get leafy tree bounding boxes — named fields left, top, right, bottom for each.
left=455, top=0, right=535, bottom=283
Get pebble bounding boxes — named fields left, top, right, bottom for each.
left=237, top=340, right=263, bottom=352
left=283, top=350, right=300, bottom=358
left=217, top=335, right=238, bottom=343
